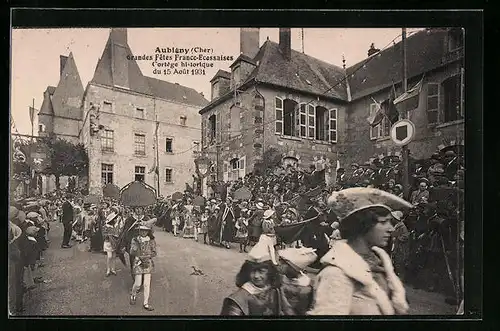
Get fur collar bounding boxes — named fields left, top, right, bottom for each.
left=319, top=240, right=408, bottom=315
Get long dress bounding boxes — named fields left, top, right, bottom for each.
left=182, top=207, right=196, bottom=239
left=220, top=204, right=236, bottom=244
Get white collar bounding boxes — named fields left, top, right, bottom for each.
left=241, top=282, right=270, bottom=295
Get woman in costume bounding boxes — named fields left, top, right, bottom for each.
left=307, top=187, right=412, bottom=315
left=102, top=206, right=122, bottom=277
left=129, top=223, right=157, bottom=311
left=182, top=202, right=196, bottom=239
left=197, top=208, right=209, bottom=244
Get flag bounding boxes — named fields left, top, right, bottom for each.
left=394, top=75, right=424, bottom=113
left=381, top=83, right=399, bottom=124
left=149, top=121, right=160, bottom=175
left=367, top=98, right=384, bottom=127
left=29, top=107, right=35, bottom=125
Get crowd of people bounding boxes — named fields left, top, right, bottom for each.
left=9, top=147, right=464, bottom=315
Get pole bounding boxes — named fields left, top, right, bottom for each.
left=401, top=28, right=410, bottom=199
left=216, top=143, right=220, bottom=182
left=28, top=99, right=35, bottom=197
left=155, top=114, right=161, bottom=197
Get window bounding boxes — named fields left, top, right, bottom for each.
left=369, top=104, right=387, bottom=140
left=230, top=105, right=241, bottom=137
left=101, top=129, right=114, bottom=152
left=208, top=115, right=216, bottom=144
left=427, top=83, right=440, bottom=124
left=165, top=168, right=173, bottom=183
left=443, top=75, right=462, bottom=123
left=297, top=103, right=306, bottom=137
left=101, top=164, right=114, bottom=184
left=165, top=138, right=173, bottom=153
left=135, top=108, right=145, bottom=119
left=134, top=134, right=146, bottom=155
left=283, top=99, right=298, bottom=136
left=102, top=101, right=113, bottom=113
left=38, top=124, right=45, bottom=133
left=315, top=106, right=327, bottom=141
left=307, top=105, right=315, bottom=138
left=135, top=166, right=146, bottom=182
left=180, top=116, right=187, bottom=126
left=275, top=97, right=283, bottom=134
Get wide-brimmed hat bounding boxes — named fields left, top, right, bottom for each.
left=247, top=243, right=273, bottom=264
left=278, top=247, right=317, bottom=271
left=26, top=212, right=40, bottom=219
left=263, top=209, right=275, bottom=219
left=105, top=211, right=119, bottom=224
left=9, top=206, right=19, bottom=220
left=418, top=178, right=430, bottom=186
left=25, top=226, right=40, bottom=236
left=327, top=187, right=413, bottom=221
left=255, top=202, right=264, bottom=210
left=138, top=224, right=152, bottom=231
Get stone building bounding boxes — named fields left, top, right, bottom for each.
left=200, top=28, right=348, bottom=188
left=38, top=28, right=208, bottom=196
left=199, top=28, right=464, bottom=186
left=80, top=28, right=208, bottom=196
left=344, top=27, right=465, bottom=166
left=37, top=52, right=85, bottom=192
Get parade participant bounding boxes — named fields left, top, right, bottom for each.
left=172, top=204, right=180, bottom=237
left=219, top=197, right=236, bottom=249
left=249, top=209, right=279, bottom=266
left=90, top=205, right=105, bottom=253
left=235, top=214, right=249, bottom=253
left=72, top=206, right=84, bottom=242
left=129, top=223, right=157, bottom=311
left=197, top=208, right=209, bottom=244
left=410, top=178, right=430, bottom=206
left=390, top=211, right=410, bottom=281
left=103, top=207, right=122, bottom=277
left=207, top=205, right=221, bottom=245
left=182, top=202, right=196, bottom=239
left=393, top=184, right=404, bottom=198
left=220, top=250, right=291, bottom=315
left=248, top=202, right=265, bottom=246
left=277, top=247, right=317, bottom=315
left=307, top=187, right=411, bottom=315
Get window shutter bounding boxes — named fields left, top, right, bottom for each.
left=427, top=83, right=440, bottom=124
left=239, top=155, right=246, bottom=178
left=295, top=103, right=301, bottom=137
left=223, top=161, right=229, bottom=182
left=275, top=97, right=283, bottom=134
left=369, top=104, right=378, bottom=140
left=329, top=108, right=337, bottom=143
left=308, top=105, right=315, bottom=139
left=202, top=118, right=207, bottom=148
left=216, top=112, right=221, bottom=144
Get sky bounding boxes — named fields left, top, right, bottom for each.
left=11, top=27, right=424, bottom=135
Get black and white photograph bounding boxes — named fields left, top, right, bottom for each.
left=9, top=22, right=470, bottom=317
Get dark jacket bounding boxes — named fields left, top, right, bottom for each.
left=62, top=201, right=73, bottom=224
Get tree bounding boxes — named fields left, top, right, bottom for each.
left=253, top=147, right=283, bottom=175
left=42, top=137, right=89, bottom=189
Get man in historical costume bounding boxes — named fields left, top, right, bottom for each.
left=248, top=202, right=265, bottom=246
left=207, top=205, right=221, bottom=245
left=219, top=197, right=236, bottom=249
left=61, top=196, right=74, bottom=248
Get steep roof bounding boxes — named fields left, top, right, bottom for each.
left=90, top=29, right=208, bottom=107
left=200, top=40, right=348, bottom=114
left=146, top=77, right=208, bottom=107
left=252, top=41, right=347, bottom=101
left=90, top=31, right=152, bottom=95
left=50, top=52, right=84, bottom=120
left=346, top=29, right=450, bottom=100
left=210, top=69, right=231, bottom=82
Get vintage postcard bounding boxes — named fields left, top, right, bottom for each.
left=10, top=26, right=466, bottom=317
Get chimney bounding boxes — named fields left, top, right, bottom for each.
left=60, top=55, right=68, bottom=77
left=279, top=28, right=292, bottom=60
left=110, top=28, right=128, bottom=45
left=367, top=43, right=380, bottom=57
left=240, top=28, right=260, bottom=59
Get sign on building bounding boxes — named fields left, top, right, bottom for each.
left=390, top=119, right=416, bottom=146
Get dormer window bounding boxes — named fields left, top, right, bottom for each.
left=38, top=124, right=46, bottom=133
left=211, top=81, right=219, bottom=101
